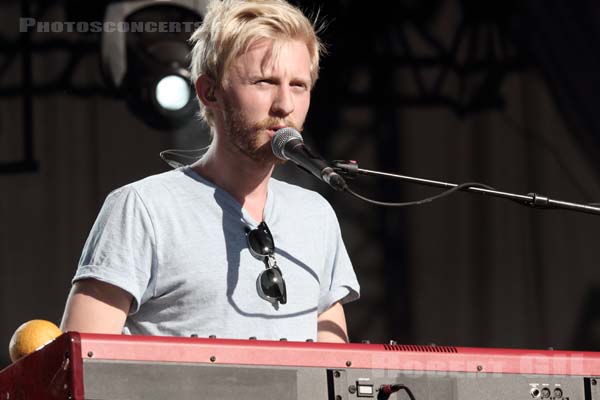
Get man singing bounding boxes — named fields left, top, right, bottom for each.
left=61, top=0, right=360, bottom=343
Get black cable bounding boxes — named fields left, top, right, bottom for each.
left=345, top=182, right=494, bottom=208
left=159, top=147, right=209, bottom=169
left=501, top=113, right=600, bottom=209
left=378, top=384, right=416, bottom=400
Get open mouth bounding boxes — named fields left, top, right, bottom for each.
left=266, top=126, right=287, bottom=137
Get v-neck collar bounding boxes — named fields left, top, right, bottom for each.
left=183, top=165, right=274, bottom=227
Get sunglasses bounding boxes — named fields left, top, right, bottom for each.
left=246, top=222, right=287, bottom=305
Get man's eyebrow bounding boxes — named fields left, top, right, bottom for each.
left=246, top=73, right=311, bottom=85
left=291, top=76, right=311, bottom=84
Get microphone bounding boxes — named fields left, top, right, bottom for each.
left=271, top=127, right=348, bottom=191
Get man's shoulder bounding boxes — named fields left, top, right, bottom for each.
left=135, top=166, right=192, bottom=185
left=109, top=167, right=203, bottom=201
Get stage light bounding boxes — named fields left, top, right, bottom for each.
left=155, top=74, right=191, bottom=111
left=101, top=0, right=208, bottom=130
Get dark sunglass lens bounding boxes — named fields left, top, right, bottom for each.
left=260, top=269, right=287, bottom=304
left=248, top=228, right=274, bottom=256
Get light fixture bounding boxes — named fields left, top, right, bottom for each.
left=101, top=0, right=208, bottom=130
left=155, top=74, right=191, bottom=111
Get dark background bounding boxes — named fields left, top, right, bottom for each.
left=2, top=0, right=600, bottom=369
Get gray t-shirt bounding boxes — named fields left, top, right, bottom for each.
left=73, top=166, right=360, bottom=341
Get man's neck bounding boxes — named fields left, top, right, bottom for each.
left=192, top=142, right=274, bottom=220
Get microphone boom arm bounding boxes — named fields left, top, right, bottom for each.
left=333, top=161, right=600, bottom=216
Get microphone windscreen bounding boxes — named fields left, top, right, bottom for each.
left=272, top=127, right=302, bottom=160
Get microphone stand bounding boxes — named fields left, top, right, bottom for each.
left=333, top=161, right=600, bottom=217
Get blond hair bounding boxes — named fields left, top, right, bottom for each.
left=189, top=0, right=324, bottom=127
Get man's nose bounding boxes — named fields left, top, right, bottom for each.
left=270, top=85, right=294, bottom=117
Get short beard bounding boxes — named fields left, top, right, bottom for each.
left=222, top=107, right=301, bottom=166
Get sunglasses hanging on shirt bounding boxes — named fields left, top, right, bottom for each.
left=246, top=222, right=287, bottom=305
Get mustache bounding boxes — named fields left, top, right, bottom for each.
left=253, top=118, right=302, bottom=132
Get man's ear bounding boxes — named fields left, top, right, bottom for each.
left=195, top=75, right=220, bottom=109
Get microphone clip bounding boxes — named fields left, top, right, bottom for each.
left=332, top=160, right=359, bottom=179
